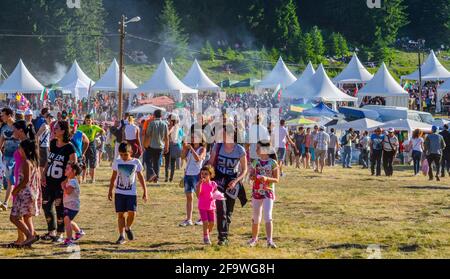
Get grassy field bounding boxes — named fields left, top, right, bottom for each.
left=0, top=161, right=449, bottom=259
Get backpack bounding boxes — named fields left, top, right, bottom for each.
left=340, top=134, right=348, bottom=146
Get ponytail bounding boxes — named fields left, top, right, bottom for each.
left=26, top=124, right=36, bottom=141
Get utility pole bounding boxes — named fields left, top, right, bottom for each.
left=418, top=51, right=422, bottom=111
left=97, top=38, right=101, bottom=79
left=118, top=15, right=125, bottom=121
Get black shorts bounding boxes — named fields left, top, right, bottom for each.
left=115, top=194, right=137, bottom=213
left=86, top=142, right=97, bottom=169
left=64, top=208, right=79, bottom=220
left=304, top=147, right=310, bottom=154
left=39, top=147, right=49, bottom=168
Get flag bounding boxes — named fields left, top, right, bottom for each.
left=40, top=87, right=48, bottom=101
left=354, top=86, right=358, bottom=96
left=403, top=82, right=410, bottom=90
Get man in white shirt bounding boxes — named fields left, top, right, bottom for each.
left=271, top=119, right=297, bottom=176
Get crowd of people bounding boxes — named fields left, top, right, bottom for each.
left=0, top=100, right=449, bottom=250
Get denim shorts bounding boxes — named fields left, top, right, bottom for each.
left=4, top=157, right=15, bottom=186
left=277, top=148, right=286, bottom=161
left=184, top=175, right=199, bottom=194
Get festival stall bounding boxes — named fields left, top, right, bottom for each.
left=134, top=58, right=198, bottom=102
left=256, top=56, right=297, bottom=91
left=282, top=62, right=315, bottom=100
left=357, top=63, right=409, bottom=108
left=302, top=102, right=339, bottom=117
left=0, top=59, right=44, bottom=95
left=330, top=118, right=383, bottom=131
left=333, top=53, right=373, bottom=86
left=57, top=60, right=94, bottom=100
left=182, top=59, right=220, bottom=93
left=92, top=58, right=137, bottom=92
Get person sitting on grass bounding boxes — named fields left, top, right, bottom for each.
left=248, top=141, right=279, bottom=248
left=61, top=162, right=85, bottom=247
left=195, top=165, right=220, bottom=245
left=109, top=142, right=148, bottom=245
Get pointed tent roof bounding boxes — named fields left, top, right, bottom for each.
left=332, top=118, right=383, bottom=131
left=358, top=63, right=408, bottom=97
left=299, top=64, right=357, bottom=102
left=92, top=59, right=137, bottom=92
left=57, top=60, right=94, bottom=88
left=135, top=58, right=197, bottom=97
left=0, top=59, right=44, bottom=94
left=256, top=57, right=297, bottom=89
left=402, top=50, right=450, bottom=81
left=182, top=59, right=220, bottom=92
left=302, top=102, right=339, bottom=117
left=282, top=62, right=315, bottom=99
left=333, top=53, right=373, bottom=84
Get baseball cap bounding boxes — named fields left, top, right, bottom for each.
left=25, top=109, right=33, bottom=116
left=432, top=125, right=438, bottom=132
left=319, top=126, right=325, bottom=131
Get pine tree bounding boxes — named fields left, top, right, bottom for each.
left=372, top=0, right=408, bottom=45
left=337, top=34, right=349, bottom=57
left=201, top=41, right=215, bottom=62
left=158, top=0, right=189, bottom=59
left=300, top=33, right=314, bottom=63
left=329, top=32, right=342, bottom=58
left=311, top=26, right=325, bottom=63
left=273, top=0, right=302, bottom=58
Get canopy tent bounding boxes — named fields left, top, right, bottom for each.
left=372, top=119, right=432, bottom=134
left=57, top=60, right=94, bottom=99
left=338, top=106, right=380, bottom=121
left=432, top=118, right=450, bottom=128
left=294, top=64, right=357, bottom=110
left=134, top=58, right=197, bottom=102
left=92, top=59, right=137, bottom=92
left=129, top=104, right=166, bottom=114
left=182, top=59, right=220, bottom=92
left=256, top=57, right=297, bottom=90
left=331, top=118, right=382, bottom=131
left=401, top=50, right=450, bottom=81
left=357, top=63, right=409, bottom=108
left=333, top=53, right=374, bottom=85
left=302, top=102, right=339, bottom=117
left=282, top=62, right=315, bottom=100
left=436, top=79, right=450, bottom=112
left=0, top=59, right=44, bottom=94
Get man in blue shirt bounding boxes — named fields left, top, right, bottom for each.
left=370, top=127, right=384, bottom=176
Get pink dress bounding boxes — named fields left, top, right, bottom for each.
left=10, top=163, right=41, bottom=218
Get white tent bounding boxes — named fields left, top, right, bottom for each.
left=0, top=59, right=44, bottom=94
left=256, top=57, right=297, bottom=90
left=436, top=79, right=450, bottom=112
left=401, top=50, right=450, bottom=81
left=432, top=118, right=450, bottom=128
left=282, top=62, right=315, bottom=99
left=297, top=64, right=357, bottom=110
left=331, top=118, right=383, bottom=131
left=57, top=60, right=94, bottom=99
left=92, top=59, right=137, bottom=92
left=129, top=104, right=166, bottom=114
left=357, top=63, right=409, bottom=108
left=372, top=119, right=432, bottom=134
left=333, top=53, right=373, bottom=84
left=134, top=58, right=198, bottom=102
left=182, top=59, right=220, bottom=92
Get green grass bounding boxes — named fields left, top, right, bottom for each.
left=0, top=162, right=449, bottom=259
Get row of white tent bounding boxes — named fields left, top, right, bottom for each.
left=0, top=58, right=222, bottom=101
left=257, top=51, right=450, bottom=110
left=2, top=50, right=450, bottom=106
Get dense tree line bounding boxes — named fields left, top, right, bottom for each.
left=0, top=0, right=448, bottom=74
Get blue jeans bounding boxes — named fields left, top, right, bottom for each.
left=342, top=146, right=352, bottom=167
left=412, top=150, right=422, bottom=175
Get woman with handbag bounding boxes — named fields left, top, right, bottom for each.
left=165, top=115, right=183, bottom=183
left=408, top=129, right=424, bottom=176
left=179, top=130, right=206, bottom=227
left=382, top=128, right=399, bottom=177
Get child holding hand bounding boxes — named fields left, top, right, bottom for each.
left=195, top=165, right=222, bottom=245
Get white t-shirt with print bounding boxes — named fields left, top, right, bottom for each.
left=112, top=158, right=143, bottom=196
left=63, top=179, right=80, bottom=211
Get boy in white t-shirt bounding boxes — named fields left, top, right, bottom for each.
left=109, top=142, right=148, bottom=245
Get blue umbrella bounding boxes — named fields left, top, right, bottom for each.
left=302, top=102, right=339, bottom=117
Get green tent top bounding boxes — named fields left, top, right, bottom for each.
left=286, top=117, right=317, bottom=126
left=231, top=78, right=261, bottom=88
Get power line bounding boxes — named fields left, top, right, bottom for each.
left=0, top=33, right=119, bottom=38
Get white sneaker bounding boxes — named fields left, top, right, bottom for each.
left=0, top=202, right=7, bottom=211
left=248, top=238, right=258, bottom=247
left=194, top=219, right=203, bottom=226
left=267, top=241, right=277, bottom=248
left=179, top=220, right=193, bottom=227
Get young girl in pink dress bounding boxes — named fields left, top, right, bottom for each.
left=195, top=165, right=222, bottom=245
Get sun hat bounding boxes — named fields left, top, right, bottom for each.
left=25, top=109, right=33, bottom=116
left=388, top=128, right=395, bottom=133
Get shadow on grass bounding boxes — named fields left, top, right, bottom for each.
left=402, top=186, right=450, bottom=190
left=398, top=244, right=420, bottom=252
left=80, top=246, right=205, bottom=254
left=319, top=243, right=389, bottom=250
